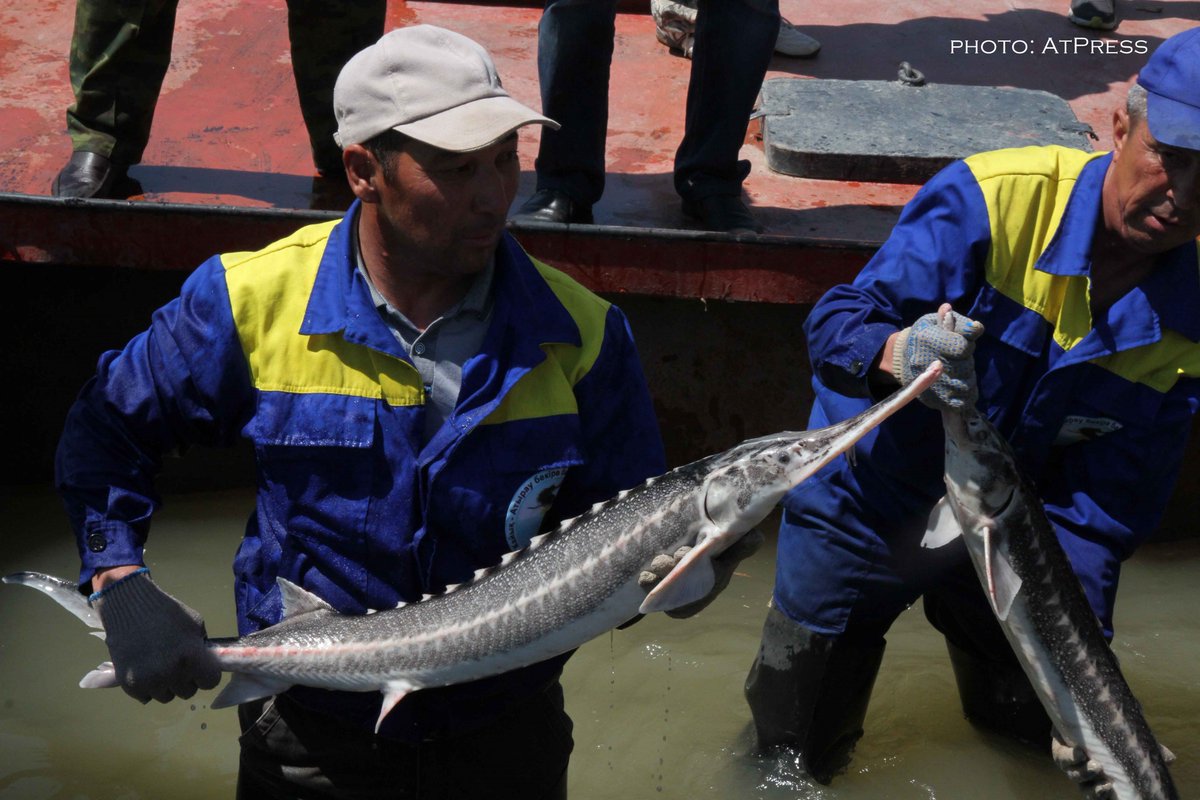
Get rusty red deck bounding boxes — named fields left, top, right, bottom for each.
left=0, top=0, right=1194, bottom=300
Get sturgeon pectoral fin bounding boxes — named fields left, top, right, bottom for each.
left=638, top=533, right=724, bottom=614
left=921, top=497, right=963, bottom=549
left=376, top=681, right=415, bottom=733
left=80, top=662, right=118, bottom=689
left=983, top=526, right=1022, bottom=621
left=211, top=673, right=293, bottom=709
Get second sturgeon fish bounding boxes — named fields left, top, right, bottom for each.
left=924, top=408, right=1177, bottom=799
left=6, top=363, right=942, bottom=732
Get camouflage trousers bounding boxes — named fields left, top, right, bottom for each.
left=65, top=0, right=386, bottom=171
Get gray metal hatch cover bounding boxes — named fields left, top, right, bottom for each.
left=760, top=77, right=1095, bottom=184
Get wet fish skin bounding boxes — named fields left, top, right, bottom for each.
left=6, top=363, right=942, bottom=733
left=926, top=408, right=1178, bottom=800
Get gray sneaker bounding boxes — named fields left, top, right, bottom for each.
left=651, top=0, right=696, bottom=58
left=1068, top=0, right=1117, bottom=30
left=776, top=18, right=821, bottom=57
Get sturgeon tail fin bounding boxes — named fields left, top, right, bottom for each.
left=3, top=571, right=119, bottom=689
left=3, top=571, right=104, bottom=631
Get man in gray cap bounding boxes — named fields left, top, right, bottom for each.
left=54, top=25, right=667, bottom=797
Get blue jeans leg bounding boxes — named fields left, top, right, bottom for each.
left=674, top=0, right=780, bottom=200
left=533, top=0, right=618, bottom=206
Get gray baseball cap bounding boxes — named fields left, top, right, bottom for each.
left=333, top=25, right=559, bottom=152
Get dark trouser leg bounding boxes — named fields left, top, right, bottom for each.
left=532, top=0, right=617, bottom=206
left=66, top=0, right=179, bottom=164
left=744, top=602, right=885, bottom=784
left=286, top=0, right=386, bottom=175
left=923, top=582, right=1052, bottom=748
left=673, top=0, right=778, bottom=200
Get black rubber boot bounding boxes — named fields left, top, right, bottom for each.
left=744, top=602, right=885, bottom=784
left=923, top=587, right=1052, bottom=749
left=944, top=637, right=1051, bottom=748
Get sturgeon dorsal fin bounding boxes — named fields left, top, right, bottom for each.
left=277, top=578, right=335, bottom=619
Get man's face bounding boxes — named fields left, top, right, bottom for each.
left=369, top=134, right=521, bottom=278
left=1104, top=108, right=1200, bottom=255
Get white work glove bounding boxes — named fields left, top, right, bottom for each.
left=89, top=568, right=220, bottom=704
left=892, top=303, right=984, bottom=410
left=636, top=528, right=765, bottom=619
left=1051, top=729, right=1175, bottom=800
left=1052, top=730, right=1116, bottom=799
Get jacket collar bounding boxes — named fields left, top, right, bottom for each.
left=298, top=201, right=581, bottom=359
left=1032, top=152, right=1109, bottom=278
left=1029, top=154, right=1200, bottom=355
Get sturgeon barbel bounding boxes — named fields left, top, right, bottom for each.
left=923, top=408, right=1177, bottom=799
left=6, top=363, right=941, bottom=732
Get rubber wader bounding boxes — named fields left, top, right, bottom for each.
left=744, top=602, right=885, bottom=784
left=924, top=592, right=1052, bottom=749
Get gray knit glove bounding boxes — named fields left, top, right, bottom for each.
left=892, top=305, right=984, bottom=410
left=89, top=568, right=220, bottom=704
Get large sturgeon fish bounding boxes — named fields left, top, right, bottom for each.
left=923, top=408, right=1178, bottom=800
left=5, top=362, right=942, bottom=732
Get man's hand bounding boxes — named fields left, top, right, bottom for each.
left=89, top=568, right=220, bottom=704
left=890, top=303, right=984, bottom=410
left=637, top=528, right=765, bottom=619
left=1052, top=730, right=1116, bottom=799
left=1051, top=729, right=1175, bottom=799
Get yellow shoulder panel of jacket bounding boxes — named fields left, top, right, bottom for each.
left=966, top=146, right=1108, bottom=353
left=1092, top=329, right=1200, bottom=394
left=219, top=218, right=423, bottom=407
left=1091, top=240, right=1200, bottom=393
left=482, top=256, right=612, bottom=426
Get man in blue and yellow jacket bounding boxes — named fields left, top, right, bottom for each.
left=745, top=27, right=1200, bottom=791
left=56, top=26, right=666, bottom=798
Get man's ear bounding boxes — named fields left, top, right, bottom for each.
left=1111, top=106, right=1131, bottom=161
left=344, top=145, right=379, bottom=203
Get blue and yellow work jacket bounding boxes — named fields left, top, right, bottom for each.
left=55, top=202, right=666, bottom=738
left=791, top=145, right=1200, bottom=633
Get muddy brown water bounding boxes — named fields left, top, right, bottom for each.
left=1, top=486, right=1196, bottom=799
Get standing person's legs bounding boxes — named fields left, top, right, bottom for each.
left=673, top=0, right=778, bottom=232
left=56, top=0, right=179, bottom=196
left=286, top=0, right=386, bottom=176
left=513, top=0, right=617, bottom=222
